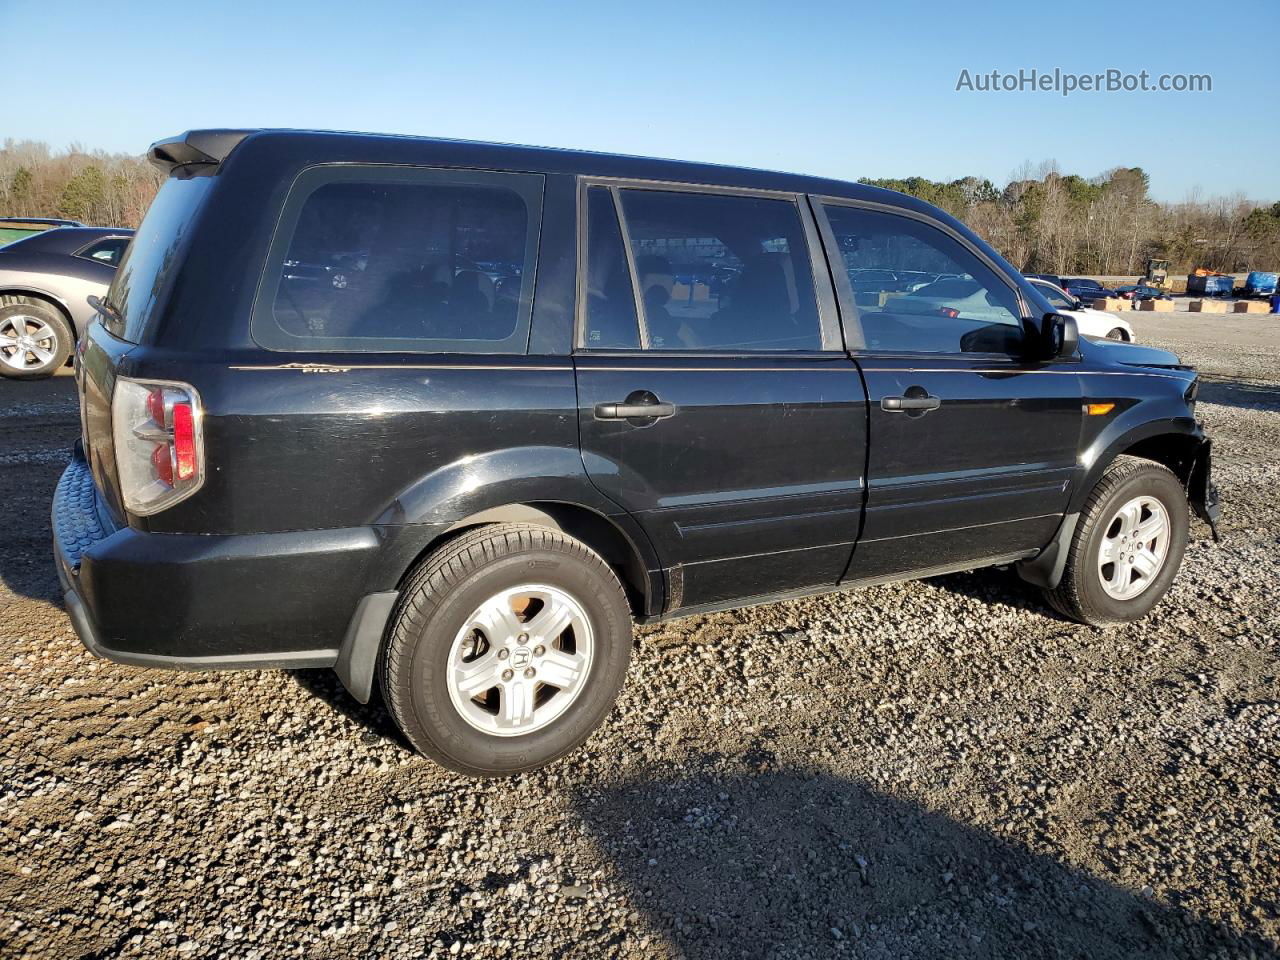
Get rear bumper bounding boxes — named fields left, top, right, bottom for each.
left=53, top=446, right=381, bottom=670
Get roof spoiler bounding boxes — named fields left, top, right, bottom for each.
left=148, top=129, right=253, bottom=173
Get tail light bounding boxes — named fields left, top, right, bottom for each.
left=938, top=307, right=960, bottom=318
left=112, top=377, right=206, bottom=515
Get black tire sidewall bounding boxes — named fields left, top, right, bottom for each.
left=1075, top=467, right=1189, bottom=622
left=0, top=302, right=73, bottom=379
left=401, top=546, right=632, bottom=775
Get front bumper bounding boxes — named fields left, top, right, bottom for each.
left=53, top=446, right=380, bottom=670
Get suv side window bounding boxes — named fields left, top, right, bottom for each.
left=822, top=204, right=1023, bottom=355
left=582, top=186, right=640, bottom=349
left=615, top=189, right=822, bottom=351
left=77, top=237, right=130, bottom=267
left=254, top=167, right=542, bottom=354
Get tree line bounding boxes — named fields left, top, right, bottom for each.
left=0, top=140, right=162, bottom=233
left=861, top=163, right=1278, bottom=276
left=1, top=140, right=1276, bottom=277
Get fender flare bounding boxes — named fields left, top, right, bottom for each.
left=368, top=445, right=663, bottom=599
left=1068, top=415, right=1203, bottom=515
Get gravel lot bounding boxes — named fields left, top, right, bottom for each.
left=2, top=310, right=1278, bottom=959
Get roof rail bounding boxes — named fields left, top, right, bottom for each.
left=148, top=129, right=253, bottom=173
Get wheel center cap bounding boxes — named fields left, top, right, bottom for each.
left=511, top=647, right=532, bottom=669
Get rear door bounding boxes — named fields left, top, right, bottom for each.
left=574, top=182, right=867, bottom=612
left=814, top=198, right=1083, bottom=581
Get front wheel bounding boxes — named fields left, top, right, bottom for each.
left=381, top=523, right=633, bottom=776
left=1044, top=456, right=1189, bottom=625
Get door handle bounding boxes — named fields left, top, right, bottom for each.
left=881, top=394, right=941, bottom=412
left=594, top=400, right=677, bottom=420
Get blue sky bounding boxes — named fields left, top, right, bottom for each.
left=3, top=0, right=1275, bottom=202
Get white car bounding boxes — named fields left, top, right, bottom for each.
left=1028, top=278, right=1135, bottom=342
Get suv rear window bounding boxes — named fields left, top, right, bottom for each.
left=615, top=188, right=822, bottom=351
left=106, top=176, right=213, bottom=342
left=253, top=166, right=543, bottom=354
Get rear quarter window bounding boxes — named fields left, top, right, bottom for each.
left=107, top=176, right=213, bottom=342
left=252, top=166, right=543, bottom=354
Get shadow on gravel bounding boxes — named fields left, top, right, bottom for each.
left=288, top=668, right=411, bottom=749
left=0, top=374, right=80, bottom=609
left=576, top=765, right=1277, bottom=960
left=923, top=567, right=1075, bottom=624
left=1198, top=377, right=1280, bottom=412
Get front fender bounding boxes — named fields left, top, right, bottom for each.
left=1070, top=400, right=1201, bottom=515
left=1019, top=388, right=1210, bottom=591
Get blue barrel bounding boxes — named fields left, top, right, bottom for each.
left=1271, top=294, right=1280, bottom=314
left=1247, top=271, right=1279, bottom=296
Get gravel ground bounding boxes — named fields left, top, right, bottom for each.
left=2, top=312, right=1278, bottom=959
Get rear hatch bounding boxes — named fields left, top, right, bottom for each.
left=79, top=175, right=214, bottom=523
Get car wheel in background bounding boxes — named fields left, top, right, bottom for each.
left=1106, top=327, right=1129, bottom=341
left=0, top=297, right=73, bottom=379
left=1044, top=456, right=1189, bottom=626
left=381, top=523, right=634, bottom=776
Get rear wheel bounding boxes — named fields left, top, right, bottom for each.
left=0, top=299, right=73, bottom=379
left=1044, top=456, right=1189, bottom=625
left=381, top=523, right=633, bottom=776
left=1106, top=327, right=1129, bottom=341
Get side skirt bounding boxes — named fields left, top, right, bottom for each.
left=639, top=551, right=1035, bottom=624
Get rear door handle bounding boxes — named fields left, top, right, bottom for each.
left=881, top=394, right=941, bottom=412
left=594, top=401, right=677, bottom=420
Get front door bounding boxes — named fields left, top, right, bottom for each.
left=815, top=199, right=1083, bottom=581
left=574, top=183, right=867, bottom=611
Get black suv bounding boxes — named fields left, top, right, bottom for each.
left=54, top=129, right=1220, bottom=776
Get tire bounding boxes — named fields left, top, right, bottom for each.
left=1106, top=327, right=1128, bottom=341
left=1044, top=456, right=1189, bottom=626
left=0, top=298, right=73, bottom=379
left=381, top=523, right=633, bottom=776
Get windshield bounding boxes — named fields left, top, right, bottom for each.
left=104, top=175, right=213, bottom=342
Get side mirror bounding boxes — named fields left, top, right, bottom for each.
left=1039, top=312, right=1078, bottom=360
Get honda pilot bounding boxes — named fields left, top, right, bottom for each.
left=53, top=129, right=1220, bottom=776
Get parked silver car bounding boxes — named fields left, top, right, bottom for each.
left=0, top=226, right=133, bottom=379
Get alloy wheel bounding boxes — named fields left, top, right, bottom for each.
left=1097, top=495, right=1170, bottom=601
left=446, top=584, right=594, bottom=736
left=0, top=314, right=59, bottom=371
